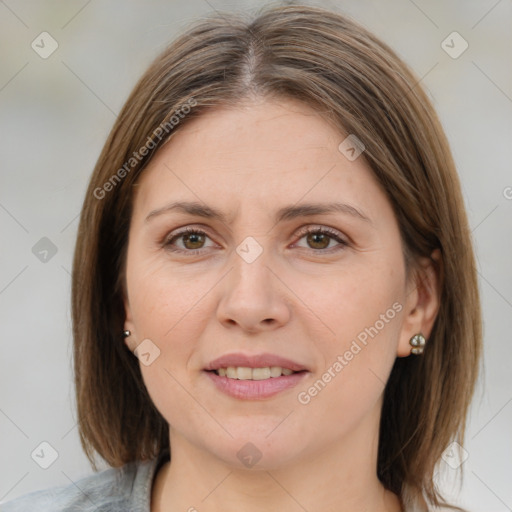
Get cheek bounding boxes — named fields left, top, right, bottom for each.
left=130, top=268, right=216, bottom=426
left=294, top=258, right=403, bottom=412
left=128, top=252, right=217, bottom=341
left=291, top=253, right=403, bottom=343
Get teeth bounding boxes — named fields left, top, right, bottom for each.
left=215, top=366, right=297, bottom=380
left=270, top=366, right=282, bottom=377
left=252, top=367, right=271, bottom=380
left=237, top=367, right=253, bottom=380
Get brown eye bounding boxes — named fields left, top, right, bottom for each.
left=164, top=228, right=214, bottom=253
left=306, top=232, right=331, bottom=250
left=294, top=227, right=348, bottom=252
left=164, top=226, right=347, bottom=255
left=181, top=232, right=206, bottom=250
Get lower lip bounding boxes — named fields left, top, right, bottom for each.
left=204, top=370, right=308, bottom=400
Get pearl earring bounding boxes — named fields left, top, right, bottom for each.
left=409, top=333, right=426, bottom=355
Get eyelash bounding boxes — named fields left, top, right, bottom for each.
left=162, top=225, right=349, bottom=255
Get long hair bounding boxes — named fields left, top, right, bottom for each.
left=71, top=4, right=482, bottom=511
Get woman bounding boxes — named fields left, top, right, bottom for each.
left=2, top=3, right=482, bottom=511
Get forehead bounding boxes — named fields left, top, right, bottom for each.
left=131, top=97, right=386, bottom=224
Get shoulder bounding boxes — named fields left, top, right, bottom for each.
left=0, top=454, right=166, bottom=512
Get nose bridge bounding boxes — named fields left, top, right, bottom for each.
left=228, top=239, right=275, bottom=303
left=216, top=238, right=290, bottom=330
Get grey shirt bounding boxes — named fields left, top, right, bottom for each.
left=0, top=450, right=170, bottom=512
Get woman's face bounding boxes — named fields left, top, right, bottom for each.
left=123, top=97, right=430, bottom=469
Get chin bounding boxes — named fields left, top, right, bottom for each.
left=204, top=428, right=306, bottom=471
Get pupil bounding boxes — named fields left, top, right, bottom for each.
left=308, top=233, right=329, bottom=249
left=181, top=232, right=330, bottom=250
left=184, top=233, right=204, bottom=249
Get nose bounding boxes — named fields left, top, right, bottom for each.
left=216, top=247, right=291, bottom=333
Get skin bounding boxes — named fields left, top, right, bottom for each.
left=123, top=96, right=440, bottom=512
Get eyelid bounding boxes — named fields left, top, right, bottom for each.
left=293, top=224, right=348, bottom=243
left=162, top=225, right=219, bottom=248
left=162, top=223, right=349, bottom=254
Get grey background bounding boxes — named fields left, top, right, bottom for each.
left=0, top=0, right=511, bottom=510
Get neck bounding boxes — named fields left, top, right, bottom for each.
left=151, top=404, right=402, bottom=512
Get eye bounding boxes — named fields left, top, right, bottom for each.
left=293, top=226, right=348, bottom=252
left=163, top=227, right=215, bottom=253
left=163, top=225, right=348, bottom=255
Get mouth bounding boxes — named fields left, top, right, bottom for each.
left=208, top=366, right=304, bottom=380
left=203, top=353, right=310, bottom=400
left=204, top=352, right=309, bottom=373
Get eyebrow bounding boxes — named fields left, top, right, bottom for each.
left=145, top=200, right=372, bottom=226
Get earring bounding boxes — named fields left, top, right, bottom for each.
left=409, top=333, right=426, bottom=355
left=123, top=330, right=131, bottom=338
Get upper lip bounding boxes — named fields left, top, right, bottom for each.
left=204, top=353, right=309, bottom=372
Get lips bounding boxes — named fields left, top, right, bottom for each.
left=204, top=353, right=309, bottom=373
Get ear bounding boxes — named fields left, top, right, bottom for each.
left=123, top=293, right=137, bottom=352
left=397, top=249, right=442, bottom=357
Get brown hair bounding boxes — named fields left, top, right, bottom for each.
left=71, top=4, right=482, bottom=511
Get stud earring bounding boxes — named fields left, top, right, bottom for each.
left=409, top=333, right=426, bottom=355
left=123, top=330, right=131, bottom=338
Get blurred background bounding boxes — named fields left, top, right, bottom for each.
left=0, top=0, right=511, bottom=510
